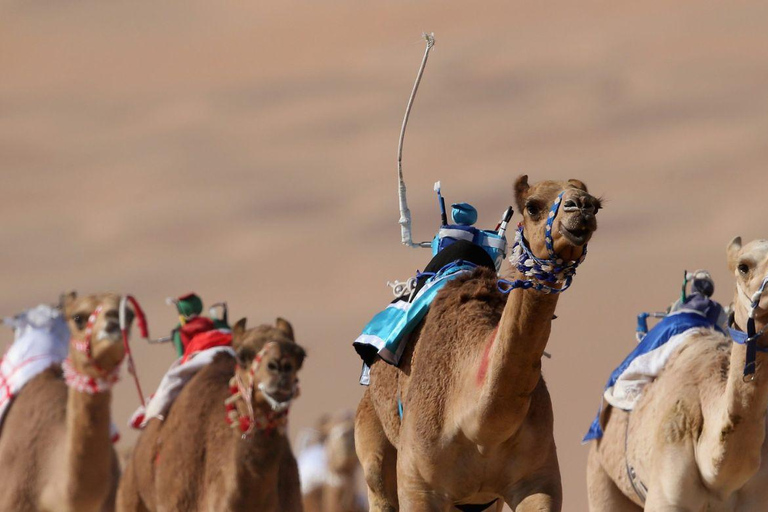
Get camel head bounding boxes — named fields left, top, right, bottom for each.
left=61, top=291, right=134, bottom=377
left=514, top=175, right=601, bottom=263
left=232, top=317, right=306, bottom=412
left=324, top=410, right=358, bottom=475
left=727, top=237, right=768, bottom=332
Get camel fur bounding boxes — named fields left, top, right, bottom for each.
left=355, top=176, right=601, bottom=511
left=587, top=238, right=768, bottom=511
left=117, top=317, right=306, bottom=512
left=0, top=292, right=134, bottom=512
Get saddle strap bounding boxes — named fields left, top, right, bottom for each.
left=624, top=413, right=648, bottom=504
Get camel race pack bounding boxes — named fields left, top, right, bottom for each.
left=583, top=271, right=728, bottom=442
left=353, top=183, right=513, bottom=386
left=130, top=292, right=234, bottom=428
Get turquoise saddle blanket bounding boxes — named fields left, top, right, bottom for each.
left=353, top=240, right=496, bottom=385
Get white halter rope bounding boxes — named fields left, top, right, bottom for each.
left=732, top=276, right=768, bottom=380
left=65, top=296, right=148, bottom=399
left=225, top=341, right=297, bottom=439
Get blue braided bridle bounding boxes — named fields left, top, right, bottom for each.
left=731, top=275, right=768, bottom=380
left=498, top=191, right=588, bottom=295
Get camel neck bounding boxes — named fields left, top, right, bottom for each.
left=724, top=330, right=768, bottom=421
left=225, top=427, right=284, bottom=508
left=64, top=387, right=114, bottom=506
left=461, top=282, right=559, bottom=449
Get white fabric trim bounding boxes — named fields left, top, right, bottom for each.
left=604, top=328, right=708, bottom=410
left=297, top=443, right=328, bottom=494
left=134, top=345, right=236, bottom=428
left=1, top=305, right=69, bottom=424
left=438, top=228, right=474, bottom=242
left=355, top=334, right=387, bottom=351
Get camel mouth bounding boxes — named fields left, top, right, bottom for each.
left=257, top=382, right=294, bottom=410
left=558, top=223, right=592, bottom=246
left=96, top=329, right=122, bottom=343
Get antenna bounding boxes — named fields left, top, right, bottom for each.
left=396, top=33, right=435, bottom=248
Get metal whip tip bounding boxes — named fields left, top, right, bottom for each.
left=422, top=32, right=435, bottom=48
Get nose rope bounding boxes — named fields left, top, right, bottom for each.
left=226, top=341, right=292, bottom=439
left=119, top=295, right=149, bottom=407
left=498, top=191, right=588, bottom=295
left=736, top=276, right=768, bottom=380
left=66, top=304, right=119, bottom=392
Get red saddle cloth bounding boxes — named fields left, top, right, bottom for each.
left=179, top=317, right=232, bottom=363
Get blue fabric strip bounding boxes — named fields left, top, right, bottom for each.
left=583, top=309, right=720, bottom=443
left=354, top=262, right=477, bottom=370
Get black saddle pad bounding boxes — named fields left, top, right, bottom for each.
left=401, top=239, right=495, bottom=303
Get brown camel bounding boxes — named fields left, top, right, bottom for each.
left=355, top=176, right=601, bottom=511
left=0, top=292, right=135, bottom=512
left=587, top=238, right=768, bottom=511
left=301, top=411, right=365, bottom=512
left=117, top=317, right=306, bottom=512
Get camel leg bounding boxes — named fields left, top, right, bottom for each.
left=508, top=486, right=562, bottom=512
left=642, top=441, right=705, bottom=512
left=505, top=449, right=562, bottom=512
left=116, top=459, right=150, bottom=512
left=355, top=390, right=398, bottom=512
left=586, top=444, right=641, bottom=512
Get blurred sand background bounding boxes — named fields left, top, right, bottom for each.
left=3, top=1, right=768, bottom=509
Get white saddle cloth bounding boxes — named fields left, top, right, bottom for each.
left=131, top=345, right=236, bottom=429
left=603, top=328, right=707, bottom=410
left=1, top=304, right=69, bottom=424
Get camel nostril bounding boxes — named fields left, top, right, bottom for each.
left=105, top=322, right=120, bottom=334
left=563, top=199, right=579, bottom=211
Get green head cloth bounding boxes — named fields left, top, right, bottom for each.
left=175, top=293, right=203, bottom=318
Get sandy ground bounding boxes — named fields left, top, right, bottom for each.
left=2, top=1, right=768, bottom=509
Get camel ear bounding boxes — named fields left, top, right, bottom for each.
left=276, top=317, right=294, bottom=341
left=727, top=236, right=743, bottom=272
left=232, top=318, right=247, bottom=344
left=59, top=291, right=77, bottom=312
left=514, top=175, right=530, bottom=212
left=567, top=179, right=588, bottom=192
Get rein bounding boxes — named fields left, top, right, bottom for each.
left=224, top=342, right=293, bottom=439
left=120, top=295, right=148, bottom=406
left=730, top=276, right=768, bottom=380
left=498, top=191, right=587, bottom=295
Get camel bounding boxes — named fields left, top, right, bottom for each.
left=0, top=292, right=135, bottom=512
left=587, top=237, right=768, bottom=511
left=355, top=176, right=601, bottom=511
left=300, top=411, right=365, bottom=512
left=117, top=317, right=306, bottom=512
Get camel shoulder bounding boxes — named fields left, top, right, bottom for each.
left=170, top=352, right=236, bottom=418
left=641, top=329, right=730, bottom=444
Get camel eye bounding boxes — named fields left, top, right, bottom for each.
left=526, top=203, right=540, bottom=216
left=738, top=263, right=750, bottom=275
left=267, top=361, right=278, bottom=372
left=72, top=314, right=86, bottom=330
